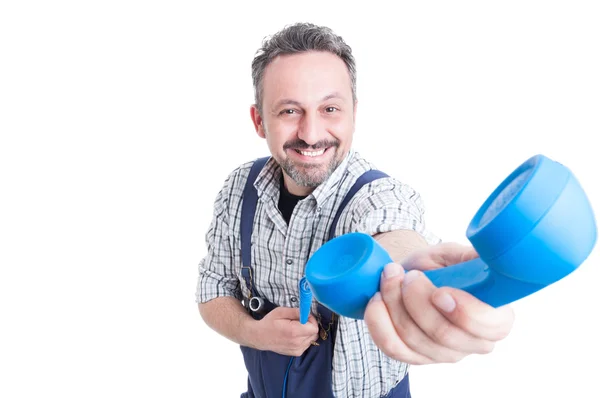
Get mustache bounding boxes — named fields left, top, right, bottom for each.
left=283, top=139, right=340, bottom=151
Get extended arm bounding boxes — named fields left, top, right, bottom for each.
left=344, top=177, right=514, bottom=364
left=373, top=229, right=429, bottom=264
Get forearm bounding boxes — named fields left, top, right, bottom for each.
left=374, top=229, right=429, bottom=263
left=198, top=296, right=259, bottom=348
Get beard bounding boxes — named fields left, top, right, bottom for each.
left=278, top=138, right=343, bottom=188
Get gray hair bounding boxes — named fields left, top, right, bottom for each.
left=251, top=22, right=357, bottom=115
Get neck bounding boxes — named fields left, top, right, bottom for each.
left=282, top=173, right=315, bottom=196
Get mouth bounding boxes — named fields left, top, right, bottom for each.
left=290, top=147, right=331, bottom=161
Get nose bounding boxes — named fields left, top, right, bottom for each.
left=297, top=111, right=322, bottom=146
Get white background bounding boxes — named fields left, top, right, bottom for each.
left=1, top=1, right=599, bottom=397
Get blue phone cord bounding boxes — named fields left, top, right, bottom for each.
left=282, top=357, right=294, bottom=398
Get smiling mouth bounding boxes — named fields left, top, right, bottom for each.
left=294, top=148, right=327, bottom=157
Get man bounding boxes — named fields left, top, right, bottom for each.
left=196, top=22, right=515, bottom=398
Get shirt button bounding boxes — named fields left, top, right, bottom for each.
left=290, top=296, right=298, bottom=303
left=316, top=207, right=322, bottom=213
left=286, top=259, right=293, bottom=265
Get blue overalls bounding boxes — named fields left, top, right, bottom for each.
left=239, top=157, right=411, bottom=398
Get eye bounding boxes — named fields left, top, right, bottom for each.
left=325, top=107, right=338, bottom=113
left=280, top=109, right=298, bottom=115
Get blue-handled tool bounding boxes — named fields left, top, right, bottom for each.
left=304, top=154, right=597, bottom=320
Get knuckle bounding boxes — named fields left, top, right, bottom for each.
left=401, top=335, right=418, bottom=352
left=380, top=338, right=404, bottom=361
left=289, top=328, right=299, bottom=339
left=399, top=324, right=420, bottom=351
left=431, top=322, right=455, bottom=347
left=380, top=277, right=400, bottom=297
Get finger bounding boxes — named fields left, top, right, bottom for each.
left=364, top=290, right=433, bottom=365
left=292, top=313, right=319, bottom=336
left=380, top=265, right=469, bottom=363
left=306, top=314, right=319, bottom=327
left=432, top=287, right=515, bottom=341
left=298, top=315, right=321, bottom=344
left=403, top=243, right=479, bottom=271
left=271, top=306, right=300, bottom=320
left=300, top=319, right=319, bottom=335
left=301, top=332, right=320, bottom=348
left=401, top=248, right=443, bottom=271
left=271, top=307, right=318, bottom=335
left=435, top=242, right=479, bottom=266
left=401, top=270, right=496, bottom=355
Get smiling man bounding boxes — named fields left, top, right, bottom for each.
left=196, top=23, right=514, bottom=398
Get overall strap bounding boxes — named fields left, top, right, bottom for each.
left=317, top=169, right=390, bottom=330
left=241, top=156, right=270, bottom=298
left=328, top=169, right=389, bottom=241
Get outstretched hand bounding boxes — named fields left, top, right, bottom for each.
left=364, top=242, right=515, bottom=364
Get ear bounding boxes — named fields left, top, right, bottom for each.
left=353, top=100, right=358, bottom=123
left=250, top=105, right=266, bottom=139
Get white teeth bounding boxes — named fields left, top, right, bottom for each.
left=299, top=149, right=325, bottom=157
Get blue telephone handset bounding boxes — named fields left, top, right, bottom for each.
left=302, top=154, right=597, bottom=320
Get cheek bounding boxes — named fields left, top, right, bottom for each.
left=267, top=121, right=297, bottom=144
left=328, top=116, right=354, bottom=141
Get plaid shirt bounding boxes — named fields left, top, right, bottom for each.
left=196, top=150, right=440, bottom=398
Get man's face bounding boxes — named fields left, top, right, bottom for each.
left=251, top=51, right=356, bottom=195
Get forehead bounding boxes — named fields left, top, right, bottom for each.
left=262, top=51, right=353, bottom=105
